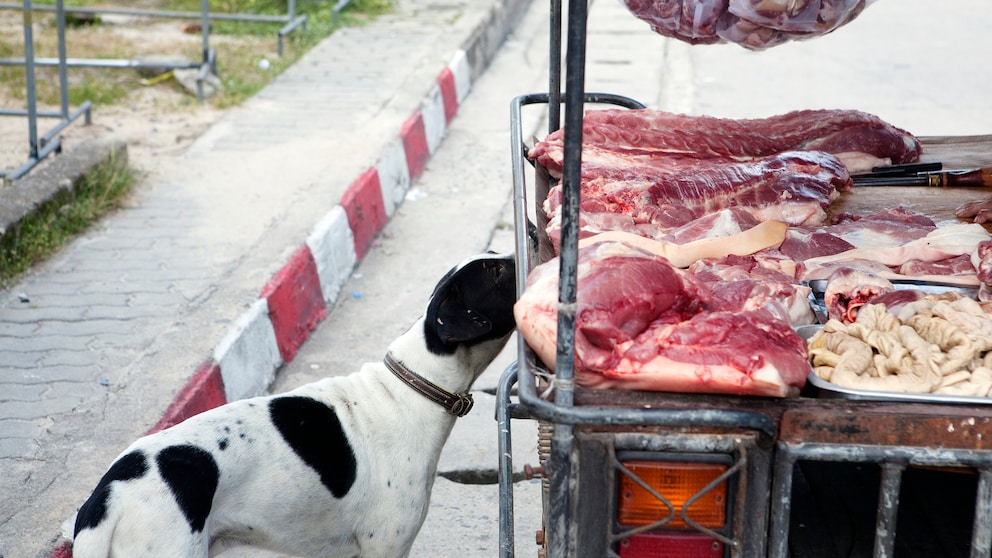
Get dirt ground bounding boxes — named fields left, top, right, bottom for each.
left=0, top=12, right=275, bottom=181
left=1, top=85, right=225, bottom=181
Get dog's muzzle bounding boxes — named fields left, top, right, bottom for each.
left=384, top=352, right=474, bottom=417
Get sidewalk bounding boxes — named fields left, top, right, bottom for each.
left=0, top=0, right=528, bottom=554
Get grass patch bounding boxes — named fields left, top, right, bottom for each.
left=0, top=152, right=137, bottom=284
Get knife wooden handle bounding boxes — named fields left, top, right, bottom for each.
left=944, top=168, right=992, bottom=187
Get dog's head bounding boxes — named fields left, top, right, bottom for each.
left=423, top=252, right=517, bottom=360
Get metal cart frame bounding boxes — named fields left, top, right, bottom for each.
left=496, top=0, right=992, bottom=556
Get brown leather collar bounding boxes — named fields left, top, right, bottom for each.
left=384, top=352, right=474, bottom=417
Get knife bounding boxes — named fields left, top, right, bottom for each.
left=852, top=167, right=992, bottom=187
left=866, top=162, right=943, bottom=175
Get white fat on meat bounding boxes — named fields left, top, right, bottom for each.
left=577, top=219, right=788, bottom=269
left=801, top=223, right=992, bottom=283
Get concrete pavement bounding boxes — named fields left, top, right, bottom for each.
left=2, top=0, right=991, bottom=557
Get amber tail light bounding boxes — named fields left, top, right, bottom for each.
left=617, top=460, right=728, bottom=529
left=614, top=456, right=735, bottom=558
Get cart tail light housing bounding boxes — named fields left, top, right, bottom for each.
left=618, top=460, right=728, bottom=528
left=615, top=455, right=734, bottom=557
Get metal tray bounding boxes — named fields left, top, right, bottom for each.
left=803, top=279, right=981, bottom=324
left=796, top=324, right=992, bottom=406
left=805, top=373, right=992, bottom=405
left=805, top=278, right=980, bottom=299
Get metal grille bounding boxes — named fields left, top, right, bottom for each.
left=768, top=442, right=992, bottom=558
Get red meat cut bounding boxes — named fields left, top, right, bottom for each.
left=514, top=241, right=809, bottom=397
left=542, top=148, right=851, bottom=251
left=529, top=108, right=922, bottom=174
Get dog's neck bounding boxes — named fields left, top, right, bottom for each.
left=385, top=318, right=509, bottom=398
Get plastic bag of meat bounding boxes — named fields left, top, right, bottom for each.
left=621, top=0, right=727, bottom=45
left=621, top=0, right=878, bottom=50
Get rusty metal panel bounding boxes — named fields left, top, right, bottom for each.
left=780, top=401, right=992, bottom=449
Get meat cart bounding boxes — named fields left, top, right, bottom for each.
left=494, top=1, right=992, bottom=557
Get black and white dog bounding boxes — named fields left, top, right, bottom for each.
left=72, top=253, right=517, bottom=558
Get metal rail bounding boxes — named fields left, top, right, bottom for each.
left=0, top=0, right=218, bottom=98
left=1, top=0, right=91, bottom=180
left=0, top=0, right=331, bottom=55
left=1, top=0, right=223, bottom=178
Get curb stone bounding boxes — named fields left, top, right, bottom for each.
left=0, top=137, right=127, bottom=241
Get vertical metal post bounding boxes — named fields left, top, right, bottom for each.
left=497, top=365, right=519, bottom=558
left=22, top=0, right=39, bottom=161
left=874, top=463, right=904, bottom=558
left=767, top=450, right=796, bottom=558
left=200, top=0, right=210, bottom=66
left=971, top=468, right=992, bottom=558
left=548, top=0, right=561, bottom=134
left=546, top=0, right=588, bottom=554
left=55, top=0, right=68, bottom=120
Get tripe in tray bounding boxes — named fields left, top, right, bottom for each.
left=799, top=293, right=992, bottom=401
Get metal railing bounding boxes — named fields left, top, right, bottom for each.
left=0, top=0, right=338, bottom=56
left=1, top=0, right=92, bottom=180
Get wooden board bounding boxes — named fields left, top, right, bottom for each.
left=831, top=135, right=992, bottom=223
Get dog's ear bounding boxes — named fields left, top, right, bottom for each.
left=424, top=254, right=516, bottom=354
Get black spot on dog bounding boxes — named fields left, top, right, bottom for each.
left=74, top=451, right=149, bottom=536
left=218, top=438, right=229, bottom=451
left=269, top=396, right=357, bottom=498
left=157, top=445, right=219, bottom=533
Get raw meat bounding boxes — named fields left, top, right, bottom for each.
left=824, top=207, right=936, bottom=248
left=957, top=195, right=992, bottom=224
left=899, top=255, right=978, bottom=278
left=809, top=296, right=992, bottom=396
left=779, top=207, right=937, bottom=265
left=778, top=230, right=855, bottom=262
left=529, top=108, right=922, bottom=174
left=542, top=149, right=851, bottom=251
left=659, top=208, right=760, bottom=244
left=802, top=224, right=992, bottom=270
left=513, top=241, right=809, bottom=397
left=689, top=255, right=816, bottom=326
left=822, top=267, right=895, bottom=323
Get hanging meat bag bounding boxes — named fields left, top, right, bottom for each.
left=621, top=0, right=879, bottom=50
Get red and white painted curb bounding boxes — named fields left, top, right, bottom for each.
left=159, top=48, right=474, bottom=431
